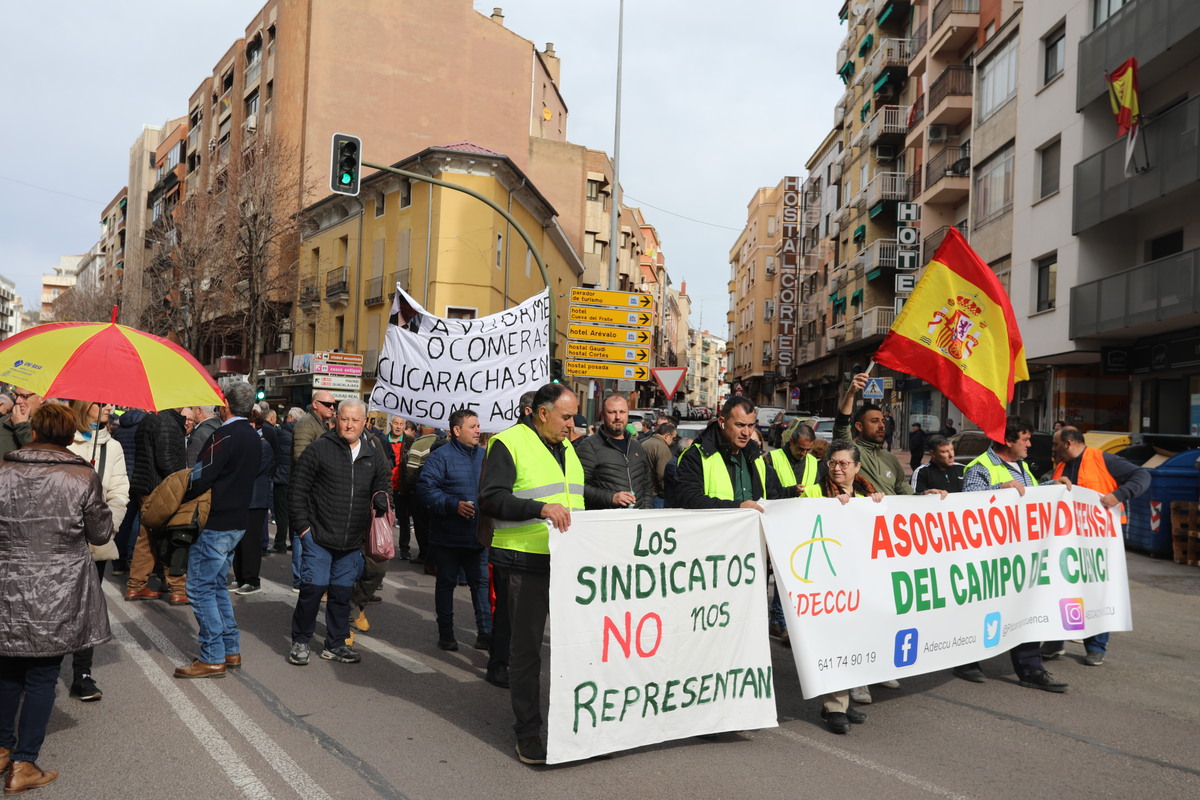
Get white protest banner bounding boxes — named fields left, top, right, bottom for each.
left=369, top=287, right=549, bottom=432
left=547, top=509, right=777, bottom=764
left=761, top=485, right=1132, bottom=697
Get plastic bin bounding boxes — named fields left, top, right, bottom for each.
left=1124, top=449, right=1200, bottom=555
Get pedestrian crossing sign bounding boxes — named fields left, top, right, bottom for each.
left=863, top=377, right=885, bottom=399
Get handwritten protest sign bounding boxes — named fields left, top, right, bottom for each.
left=547, top=509, right=777, bottom=764
left=369, top=288, right=549, bottom=432
left=761, top=485, right=1132, bottom=697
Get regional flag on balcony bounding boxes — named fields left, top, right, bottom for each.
left=872, top=227, right=1028, bottom=443
left=1107, top=57, right=1140, bottom=138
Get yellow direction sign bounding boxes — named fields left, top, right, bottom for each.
left=569, top=305, right=654, bottom=328
left=566, top=341, right=650, bottom=364
left=565, top=360, right=649, bottom=381
left=570, top=287, right=654, bottom=309
left=568, top=323, right=652, bottom=346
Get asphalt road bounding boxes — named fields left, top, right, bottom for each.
left=30, top=536, right=1200, bottom=800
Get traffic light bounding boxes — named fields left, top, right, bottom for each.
left=550, top=358, right=564, bottom=383
left=330, top=133, right=362, bottom=196
left=255, top=379, right=266, bottom=402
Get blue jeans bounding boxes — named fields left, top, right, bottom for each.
left=291, top=535, right=363, bottom=648
left=186, top=528, right=245, bottom=664
left=652, top=497, right=665, bottom=509
left=1044, top=632, right=1110, bottom=655
left=290, top=532, right=303, bottom=588
left=0, top=655, right=63, bottom=762
left=432, top=546, right=491, bottom=638
left=769, top=583, right=785, bottom=628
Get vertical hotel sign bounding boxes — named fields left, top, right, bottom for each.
left=776, top=176, right=800, bottom=374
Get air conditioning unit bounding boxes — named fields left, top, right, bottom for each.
left=208, top=138, right=217, bottom=152
left=875, top=144, right=897, bottom=161
left=928, top=125, right=950, bottom=143
left=244, top=113, right=258, bottom=132
left=875, top=83, right=897, bottom=99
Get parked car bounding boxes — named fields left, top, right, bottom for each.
left=805, top=417, right=836, bottom=443
left=949, top=430, right=1055, bottom=480
left=675, top=420, right=709, bottom=451
left=755, top=406, right=786, bottom=443
left=769, top=410, right=813, bottom=448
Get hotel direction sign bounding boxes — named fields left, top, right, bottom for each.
left=570, top=287, right=653, bottom=309
left=568, top=305, right=654, bottom=328
left=566, top=341, right=651, bottom=364
left=564, top=360, right=650, bottom=381
left=568, top=323, right=651, bottom=346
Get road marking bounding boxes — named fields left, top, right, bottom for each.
left=104, top=590, right=278, bottom=800
left=106, top=583, right=335, bottom=800
left=770, top=727, right=970, bottom=800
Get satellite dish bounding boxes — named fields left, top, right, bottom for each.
left=850, top=2, right=868, bottom=21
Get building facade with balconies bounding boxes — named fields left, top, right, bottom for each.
left=0, top=275, right=16, bottom=341
left=295, top=143, right=585, bottom=412
left=1011, top=0, right=1200, bottom=433
left=686, top=330, right=727, bottom=414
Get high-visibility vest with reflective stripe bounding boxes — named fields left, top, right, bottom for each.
left=1053, top=447, right=1124, bottom=523
left=680, top=444, right=767, bottom=501
left=487, top=423, right=585, bottom=554
left=767, top=448, right=823, bottom=498
left=966, top=451, right=1038, bottom=488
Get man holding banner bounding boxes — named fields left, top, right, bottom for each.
left=954, top=416, right=1068, bottom=692
left=675, top=396, right=768, bottom=512
left=477, top=383, right=585, bottom=766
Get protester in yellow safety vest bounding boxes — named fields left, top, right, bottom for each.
left=477, top=383, right=584, bottom=767
left=1041, top=426, right=1150, bottom=667
left=766, top=421, right=824, bottom=499
left=674, top=396, right=771, bottom=511
left=956, top=415, right=1069, bottom=693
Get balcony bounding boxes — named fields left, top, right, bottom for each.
left=855, top=238, right=900, bottom=274
left=325, top=267, right=349, bottom=304
left=850, top=305, right=896, bottom=344
left=926, top=65, right=973, bottom=127
left=217, top=87, right=233, bottom=120
left=864, top=171, right=908, bottom=208
left=186, top=125, right=201, bottom=153
left=930, top=0, right=980, bottom=55
left=1071, top=246, right=1200, bottom=339
left=922, top=223, right=968, bottom=263
left=873, top=0, right=912, bottom=33
left=922, top=144, right=971, bottom=204
left=834, top=98, right=847, bottom=129
left=863, top=38, right=915, bottom=90
left=245, top=58, right=261, bottom=87
left=363, top=276, right=386, bottom=306
left=862, top=105, right=910, bottom=148
left=1077, top=0, right=1200, bottom=111
left=1074, top=93, right=1200, bottom=233
left=908, top=93, right=925, bottom=134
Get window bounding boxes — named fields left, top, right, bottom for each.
left=496, top=234, right=503, bottom=268
left=446, top=307, right=476, bottom=320
left=584, top=232, right=599, bottom=255
left=1147, top=230, right=1184, bottom=262
left=586, top=180, right=600, bottom=201
left=764, top=299, right=775, bottom=322
left=1044, top=26, right=1065, bottom=84
left=245, top=90, right=259, bottom=117
left=1093, top=0, right=1130, bottom=29
left=767, top=216, right=776, bottom=236
left=374, top=193, right=386, bottom=217
left=974, top=144, right=1014, bottom=226
left=1038, top=140, right=1061, bottom=198
left=990, top=256, right=1011, bottom=295
left=1035, top=254, right=1057, bottom=312
left=978, top=35, right=1017, bottom=119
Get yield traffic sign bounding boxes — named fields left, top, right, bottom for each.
left=570, top=287, right=654, bottom=309
left=565, top=360, right=649, bottom=381
left=568, top=323, right=651, bottom=346
left=569, top=306, right=654, bottom=328
left=650, top=367, right=687, bottom=398
left=566, top=341, right=650, bottom=363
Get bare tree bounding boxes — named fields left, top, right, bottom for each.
left=50, top=281, right=123, bottom=324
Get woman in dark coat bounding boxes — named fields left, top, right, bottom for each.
left=0, top=403, right=113, bottom=793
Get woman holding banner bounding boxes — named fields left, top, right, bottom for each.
left=817, top=440, right=882, bottom=734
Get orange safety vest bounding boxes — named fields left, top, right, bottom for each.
left=1054, top=447, right=1124, bottom=523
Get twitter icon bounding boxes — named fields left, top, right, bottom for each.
left=983, top=612, right=1002, bottom=648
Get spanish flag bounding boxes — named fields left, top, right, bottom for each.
left=1108, top=58, right=1140, bottom=138
left=873, top=227, right=1028, bottom=443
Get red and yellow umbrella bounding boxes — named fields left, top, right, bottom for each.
left=0, top=318, right=225, bottom=411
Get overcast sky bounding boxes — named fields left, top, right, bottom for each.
left=0, top=0, right=844, bottom=339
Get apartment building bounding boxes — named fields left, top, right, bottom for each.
left=0, top=275, right=16, bottom=341
left=99, top=188, right=128, bottom=297
left=120, top=121, right=185, bottom=324
left=293, top=142, right=586, bottom=409
left=41, top=256, right=81, bottom=320
left=1012, top=0, right=1200, bottom=433
left=686, top=330, right=727, bottom=413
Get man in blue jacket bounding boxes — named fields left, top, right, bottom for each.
left=417, top=408, right=490, bottom=652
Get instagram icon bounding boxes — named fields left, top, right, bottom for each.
left=1059, top=598, right=1086, bottom=631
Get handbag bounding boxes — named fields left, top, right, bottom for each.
left=366, top=490, right=395, bottom=562
left=89, top=439, right=121, bottom=561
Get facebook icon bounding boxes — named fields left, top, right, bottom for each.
left=894, top=628, right=919, bottom=667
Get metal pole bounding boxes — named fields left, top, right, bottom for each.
left=362, top=160, right=556, bottom=371
left=607, top=0, right=626, bottom=400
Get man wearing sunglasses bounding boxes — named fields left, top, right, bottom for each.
left=0, top=388, right=41, bottom=458
left=292, top=391, right=336, bottom=462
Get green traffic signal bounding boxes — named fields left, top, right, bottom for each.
left=330, top=133, right=362, bottom=196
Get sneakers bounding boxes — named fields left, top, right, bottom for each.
left=70, top=675, right=103, bottom=702
left=1041, top=642, right=1066, bottom=660
left=234, top=583, right=261, bottom=595
left=321, top=644, right=362, bottom=663
left=1084, top=651, right=1105, bottom=667
left=880, top=679, right=900, bottom=689
left=398, top=548, right=412, bottom=561
left=515, top=736, right=547, bottom=765
left=352, top=610, right=370, bottom=632
left=437, top=637, right=459, bottom=652
left=287, top=642, right=310, bottom=666
left=1018, top=670, right=1069, bottom=693
left=849, top=686, right=872, bottom=704
left=473, top=632, right=492, bottom=650
left=952, top=664, right=987, bottom=683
